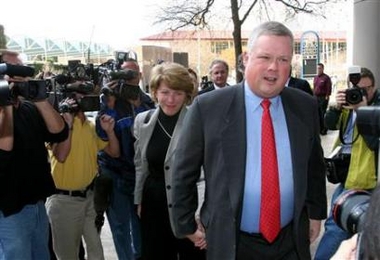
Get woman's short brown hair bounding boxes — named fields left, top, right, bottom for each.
left=149, top=62, right=195, bottom=105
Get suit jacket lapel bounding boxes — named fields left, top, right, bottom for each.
left=140, top=108, right=160, bottom=161
left=221, top=84, right=247, bottom=216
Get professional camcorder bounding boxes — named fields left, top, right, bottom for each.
left=200, top=75, right=213, bottom=90
left=97, top=50, right=141, bottom=102
left=346, top=66, right=366, bottom=105
left=46, top=60, right=101, bottom=113
left=0, top=63, right=43, bottom=105
left=58, top=94, right=100, bottom=113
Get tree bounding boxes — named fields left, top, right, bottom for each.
left=154, top=0, right=337, bottom=83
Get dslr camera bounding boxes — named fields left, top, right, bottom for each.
left=333, top=189, right=370, bottom=234
left=346, top=66, right=366, bottom=105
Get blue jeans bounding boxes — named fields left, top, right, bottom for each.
left=0, top=201, right=50, bottom=260
left=314, top=184, right=350, bottom=260
left=101, top=167, right=141, bottom=260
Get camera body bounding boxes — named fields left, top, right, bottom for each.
left=346, top=87, right=367, bottom=105
left=58, top=95, right=100, bottom=113
left=346, top=66, right=366, bottom=105
left=200, top=75, right=213, bottom=90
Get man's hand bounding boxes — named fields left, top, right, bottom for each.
left=309, top=219, right=321, bottom=243
left=99, top=114, right=115, bottom=133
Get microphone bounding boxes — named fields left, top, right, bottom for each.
left=0, top=63, right=35, bottom=78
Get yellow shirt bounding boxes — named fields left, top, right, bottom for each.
left=49, top=117, right=108, bottom=190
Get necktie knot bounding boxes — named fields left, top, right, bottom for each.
left=261, top=99, right=271, bottom=110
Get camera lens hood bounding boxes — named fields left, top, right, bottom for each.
left=333, top=189, right=371, bottom=234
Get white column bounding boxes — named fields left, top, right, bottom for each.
left=353, top=0, right=380, bottom=82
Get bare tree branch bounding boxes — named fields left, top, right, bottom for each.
left=153, top=0, right=341, bottom=82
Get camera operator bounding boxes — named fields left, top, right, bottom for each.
left=0, top=66, right=69, bottom=258
left=315, top=67, right=380, bottom=260
left=96, top=58, right=155, bottom=259
left=45, top=91, right=119, bottom=260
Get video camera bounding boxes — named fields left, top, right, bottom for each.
left=200, top=75, right=213, bottom=90
left=97, top=50, right=141, bottom=102
left=346, top=66, right=366, bottom=105
left=46, top=60, right=101, bottom=113
left=56, top=85, right=100, bottom=114
left=0, top=63, right=45, bottom=106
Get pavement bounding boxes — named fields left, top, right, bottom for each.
left=100, top=130, right=340, bottom=259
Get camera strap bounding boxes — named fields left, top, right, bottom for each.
left=339, top=110, right=359, bottom=145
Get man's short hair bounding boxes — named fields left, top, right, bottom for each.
left=208, top=59, right=229, bottom=74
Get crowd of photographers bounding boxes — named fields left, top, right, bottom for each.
left=1, top=42, right=380, bottom=260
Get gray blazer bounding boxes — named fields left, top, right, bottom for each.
left=133, top=106, right=188, bottom=227
left=171, top=83, right=327, bottom=260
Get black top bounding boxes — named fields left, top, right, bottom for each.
left=0, top=101, right=68, bottom=216
left=146, top=108, right=179, bottom=179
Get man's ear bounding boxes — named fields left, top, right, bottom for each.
left=242, top=52, right=249, bottom=66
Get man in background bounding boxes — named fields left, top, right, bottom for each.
left=313, top=63, right=332, bottom=135
left=96, top=58, right=155, bottom=259
left=287, top=67, right=313, bottom=95
left=198, top=59, right=229, bottom=95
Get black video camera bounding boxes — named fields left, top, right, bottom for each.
left=200, top=75, right=213, bottom=90
left=346, top=66, right=366, bottom=105
left=0, top=63, right=48, bottom=105
left=58, top=94, right=100, bottom=113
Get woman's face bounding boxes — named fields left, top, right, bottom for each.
left=155, top=82, right=186, bottom=116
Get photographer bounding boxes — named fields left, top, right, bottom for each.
left=96, top=58, right=155, bottom=259
left=315, top=67, right=380, bottom=260
left=46, top=91, right=119, bottom=260
left=0, top=68, right=68, bottom=258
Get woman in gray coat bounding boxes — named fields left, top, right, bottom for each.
left=133, top=62, right=206, bottom=260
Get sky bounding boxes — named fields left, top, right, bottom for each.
left=2, top=0, right=352, bottom=50
left=1, top=0, right=167, bottom=49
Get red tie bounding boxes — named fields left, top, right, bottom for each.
left=260, top=99, right=281, bottom=243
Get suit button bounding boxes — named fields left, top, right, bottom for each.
left=166, top=185, right=171, bottom=190
left=168, top=204, right=172, bottom=208
left=165, top=166, right=170, bottom=170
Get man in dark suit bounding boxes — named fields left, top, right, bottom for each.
left=198, top=59, right=229, bottom=95
left=287, top=73, right=313, bottom=95
left=170, top=21, right=327, bottom=260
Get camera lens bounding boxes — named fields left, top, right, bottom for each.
left=332, top=189, right=370, bottom=234
left=346, top=88, right=363, bottom=105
